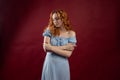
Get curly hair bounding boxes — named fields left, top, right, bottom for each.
left=44, top=9, right=72, bottom=36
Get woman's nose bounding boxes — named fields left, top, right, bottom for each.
left=54, top=20, right=58, bottom=23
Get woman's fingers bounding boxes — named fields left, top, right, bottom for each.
left=64, top=43, right=75, bottom=51
left=43, top=43, right=51, bottom=50
left=67, top=43, right=75, bottom=48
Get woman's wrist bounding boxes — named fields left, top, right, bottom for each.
left=59, top=45, right=66, bottom=50
left=50, top=45, right=53, bottom=51
left=63, top=45, right=67, bottom=50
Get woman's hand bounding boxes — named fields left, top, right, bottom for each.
left=64, top=43, right=76, bottom=51
left=43, top=43, right=52, bottom=51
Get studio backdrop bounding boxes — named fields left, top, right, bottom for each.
left=0, top=0, right=119, bottom=80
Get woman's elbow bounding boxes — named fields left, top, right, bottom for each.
left=66, top=51, right=72, bottom=57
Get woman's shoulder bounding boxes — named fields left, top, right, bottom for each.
left=68, top=30, right=76, bottom=37
left=44, top=27, right=50, bottom=30
left=43, top=27, right=51, bottom=37
left=43, top=27, right=51, bottom=33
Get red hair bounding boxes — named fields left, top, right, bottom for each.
left=44, top=9, right=72, bottom=36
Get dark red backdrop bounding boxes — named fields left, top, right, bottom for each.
left=0, top=0, right=120, bottom=80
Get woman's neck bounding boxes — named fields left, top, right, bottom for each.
left=59, top=26, right=67, bottom=32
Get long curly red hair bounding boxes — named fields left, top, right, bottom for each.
left=44, top=9, right=72, bottom=36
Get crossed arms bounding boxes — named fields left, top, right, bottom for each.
left=43, top=31, right=76, bottom=57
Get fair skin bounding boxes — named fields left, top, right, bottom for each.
left=43, top=13, right=76, bottom=57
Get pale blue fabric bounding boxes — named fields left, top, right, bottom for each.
left=41, top=29, right=77, bottom=80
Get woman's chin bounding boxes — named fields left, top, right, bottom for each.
left=55, top=26, right=60, bottom=28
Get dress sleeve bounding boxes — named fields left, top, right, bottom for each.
left=42, top=29, right=51, bottom=37
left=68, top=36, right=77, bottom=44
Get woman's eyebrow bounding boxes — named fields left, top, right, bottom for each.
left=53, top=17, right=60, bottom=20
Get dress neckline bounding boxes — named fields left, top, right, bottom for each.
left=56, top=36, right=75, bottom=39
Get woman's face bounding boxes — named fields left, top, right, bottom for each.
left=52, top=13, right=63, bottom=28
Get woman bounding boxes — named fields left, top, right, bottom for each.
left=42, top=9, right=77, bottom=80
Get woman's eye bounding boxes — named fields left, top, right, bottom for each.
left=56, top=18, right=59, bottom=20
left=54, top=17, right=60, bottom=20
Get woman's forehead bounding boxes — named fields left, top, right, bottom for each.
left=52, top=13, right=60, bottom=18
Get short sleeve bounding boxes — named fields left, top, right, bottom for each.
left=68, top=36, right=77, bottom=44
left=42, top=29, right=51, bottom=37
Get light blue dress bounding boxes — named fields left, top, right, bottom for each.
left=41, top=29, right=77, bottom=80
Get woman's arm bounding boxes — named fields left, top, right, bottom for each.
left=43, top=37, right=75, bottom=57
left=43, top=31, right=76, bottom=57
left=44, top=43, right=74, bottom=57
left=43, top=36, right=73, bottom=52
left=43, top=36, right=50, bottom=52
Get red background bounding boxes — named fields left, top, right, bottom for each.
left=0, top=0, right=120, bottom=80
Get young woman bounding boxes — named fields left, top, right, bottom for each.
left=41, top=9, right=77, bottom=80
